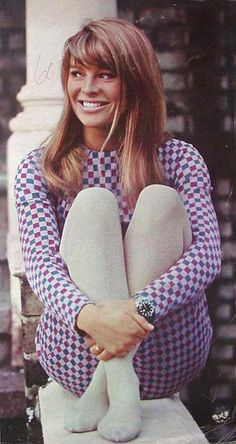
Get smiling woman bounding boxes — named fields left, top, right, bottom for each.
left=14, top=17, right=221, bottom=443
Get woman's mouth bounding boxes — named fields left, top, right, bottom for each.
left=79, top=101, right=108, bottom=108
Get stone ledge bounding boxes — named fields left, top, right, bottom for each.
left=39, top=382, right=209, bottom=444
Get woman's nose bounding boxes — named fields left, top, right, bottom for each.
left=81, top=75, right=98, bottom=94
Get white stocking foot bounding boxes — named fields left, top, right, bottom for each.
left=64, top=389, right=109, bottom=432
left=98, top=370, right=141, bottom=442
left=64, top=363, right=109, bottom=432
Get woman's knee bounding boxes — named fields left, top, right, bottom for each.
left=73, top=187, right=117, bottom=210
left=61, top=188, right=120, bottom=251
left=67, top=187, right=119, bottom=226
left=136, top=184, right=185, bottom=220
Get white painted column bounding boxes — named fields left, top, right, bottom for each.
left=7, top=0, right=117, bottom=365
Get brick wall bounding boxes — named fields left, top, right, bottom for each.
left=119, top=0, right=235, bottom=174
left=0, top=1, right=25, bottom=159
left=0, top=0, right=26, bottom=368
left=119, top=0, right=236, bottom=415
left=209, top=178, right=236, bottom=406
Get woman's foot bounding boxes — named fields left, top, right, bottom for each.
left=98, top=362, right=141, bottom=442
left=64, top=389, right=109, bottom=432
left=98, top=399, right=141, bottom=442
left=64, top=362, right=109, bottom=432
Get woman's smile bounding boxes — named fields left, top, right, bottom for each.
left=78, top=100, right=109, bottom=111
left=79, top=100, right=108, bottom=111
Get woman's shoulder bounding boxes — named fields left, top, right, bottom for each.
left=158, top=138, right=210, bottom=186
left=15, top=146, right=46, bottom=185
left=14, top=146, right=48, bottom=198
left=159, top=138, right=206, bottom=169
left=17, top=146, right=45, bottom=171
left=159, top=138, right=199, bottom=158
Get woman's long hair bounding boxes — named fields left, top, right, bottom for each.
left=43, top=18, right=167, bottom=202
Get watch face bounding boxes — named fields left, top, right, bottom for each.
left=137, top=300, right=155, bottom=324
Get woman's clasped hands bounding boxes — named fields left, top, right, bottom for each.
left=77, top=299, right=154, bottom=361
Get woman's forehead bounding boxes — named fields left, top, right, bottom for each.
left=67, top=36, right=116, bottom=67
left=68, top=55, right=116, bottom=72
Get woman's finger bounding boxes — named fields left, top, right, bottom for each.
left=85, top=336, right=96, bottom=348
left=90, top=344, right=104, bottom=356
left=97, top=350, right=121, bottom=361
left=128, top=312, right=155, bottom=333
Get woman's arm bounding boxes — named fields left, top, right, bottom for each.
left=14, top=149, right=93, bottom=331
left=15, top=148, right=153, bottom=349
left=134, top=141, right=222, bottom=321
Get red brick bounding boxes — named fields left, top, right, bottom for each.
left=20, top=280, right=43, bottom=317
left=8, top=32, right=24, bottom=51
left=0, top=369, right=25, bottom=418
left=219, top=222, right=233, bottom=239
left=0, top=305, right=10, bottom=334
left=215, top=303, right=232, bottom=321
left=215, top=179, right=231, bottom=197
left=220, top=262, right=235, bottom=279
left=216, top=324, right=236, bottom=341
left=0, top=338, right=10, bottom=366
left=222, top=241, right=236, bottom=259
left=21, top=316, right=40, bottom=354
left=158, top=51, right=187, bottom=70
left=138, top=6, right=186, bottom=25
left=211, top=344, right=234, bottom=361
left=218, top=283, right=235, bottom=301
left=212, top=384, right=233, bottom=401
left=217, top=364, right=236, bottom=383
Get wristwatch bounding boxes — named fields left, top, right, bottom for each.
left=134, top=296, right=155, bottom=325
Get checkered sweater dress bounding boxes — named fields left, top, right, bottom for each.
left=15, top=138, right=221, bottom=399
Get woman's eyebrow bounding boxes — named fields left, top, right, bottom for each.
left=69, top=63, right=80, bottom=68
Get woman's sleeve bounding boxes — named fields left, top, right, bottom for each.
left=134, top=143, right=222, bottom=321
left=14, top=150, right=92, bottom=332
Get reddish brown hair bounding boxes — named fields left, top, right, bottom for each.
left=43, top=18, right=167, bottom=201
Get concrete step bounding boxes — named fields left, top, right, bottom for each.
left=39, top=382, right=209, bottom=444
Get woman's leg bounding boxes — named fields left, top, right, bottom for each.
left=121, top=185, right=193, bottom=401
left=97, top=185, right=192, bottom=440
left=60, top=187, right=129, bottom=303
left=124, top=185, right=192, bottom=296
left=60, top=185, right=192, bottom=441
left=60, top=187, right=140, bottom=441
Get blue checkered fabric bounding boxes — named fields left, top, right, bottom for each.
left=15, top=139, right=221, bottom=399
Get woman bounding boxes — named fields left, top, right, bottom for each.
left=15, top=18, right=221, bottom=442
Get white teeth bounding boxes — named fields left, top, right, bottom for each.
left=82, top=101, right=104, bottom=108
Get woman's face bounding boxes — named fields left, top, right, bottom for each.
left=67, top=59, right=126, bottom=144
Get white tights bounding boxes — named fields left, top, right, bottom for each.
left=60, top=185, right=192, bottom=442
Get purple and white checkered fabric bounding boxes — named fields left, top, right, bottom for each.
left=15, top=139, right=221, bottom=399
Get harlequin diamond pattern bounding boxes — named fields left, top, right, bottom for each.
left=15, top=139, right=221, bottom=398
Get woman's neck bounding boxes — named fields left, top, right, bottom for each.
left=83, top=127, right=118, bottom=151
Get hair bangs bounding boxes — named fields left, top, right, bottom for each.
left=68, top=31, right=117, bottom=73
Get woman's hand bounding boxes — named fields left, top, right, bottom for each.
left=77, top=299, right=154, bottom=360
left=86, top=337, right=115, bottom=361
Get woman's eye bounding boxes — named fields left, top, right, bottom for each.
left=70, top=70, right=83, bottom=78
left=99, top=72, right=115, bottom=79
